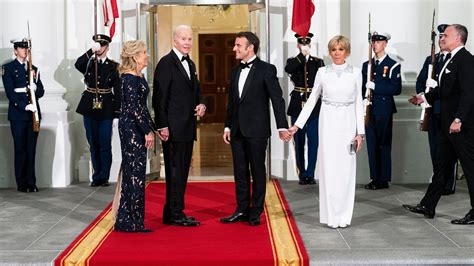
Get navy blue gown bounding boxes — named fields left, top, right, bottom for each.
left=115, top=73, right=155, bottom=232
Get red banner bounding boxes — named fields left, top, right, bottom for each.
left=291, top=0, right=315, bottom=37
left=102, top=0, right=119, bottom=39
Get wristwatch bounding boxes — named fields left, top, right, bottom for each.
left=454, top=118, right=462, bottom=124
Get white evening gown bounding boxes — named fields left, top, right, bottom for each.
left=295, top=63, right=364, bottom=228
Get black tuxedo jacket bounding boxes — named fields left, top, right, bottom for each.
left=225, top=57, right=288, bottom=137
left=426, top=47, right=474, bottom=132
left=152, top=50, right=204, bottom=142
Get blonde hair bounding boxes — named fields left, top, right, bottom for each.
left=327, top=35, right=351, bottom=56
left=119, top=40, right=147, bottom=74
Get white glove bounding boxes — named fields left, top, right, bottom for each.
left=25, top=104, right=37, bottom=112
left=300, top=45, right=310, bottom=56
left=91, top=42, right=101, bottom=53
left=113, top=118, right=119, bottom=128
left=425, top=78, right=438, bottom=89
left=29, top=83, right=37, bottom=92
left=366, top=81, right=375, bottom=90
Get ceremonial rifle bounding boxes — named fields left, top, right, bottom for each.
left=364, top=13, right=373, bottom=127
left=92, top=0, right=102, bottom=109
left=27, top=21, right=40, bottom=132
left=419, top=9, right=436, bottom=131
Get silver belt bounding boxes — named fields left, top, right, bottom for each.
left=322, top=99, right=354, bottom=107
left=14, top=87, right=27, bottom=93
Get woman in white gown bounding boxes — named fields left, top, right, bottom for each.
left=290, top=35, right=364, bottom=229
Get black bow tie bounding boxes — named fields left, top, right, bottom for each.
left=181, top=56, right=190, bottom=62
left=240, top=60, right=254, bottom=69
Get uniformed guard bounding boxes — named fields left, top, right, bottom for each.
left=416, top=24, right=457, bottom=195
left=362, top=31, right=402, bottom=190
left=285, top=33, right=324, bottom=185
left=75, top=34, right=120, bottom=187
left=2, top=38, right=44, bottom=192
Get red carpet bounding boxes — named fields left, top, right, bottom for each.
left=56, top=180, right=308, bottom=266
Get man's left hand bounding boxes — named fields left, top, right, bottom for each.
left=279, top=130, right=292, bottom=142
left=195, top=104, right=206, bottom=117
left=449, top=120, right=462, bottom=134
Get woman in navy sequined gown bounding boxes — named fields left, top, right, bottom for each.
left=114, top=40, right=155, bottom=233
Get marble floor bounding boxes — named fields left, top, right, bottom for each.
left=2, top=180, right=474, bottom=265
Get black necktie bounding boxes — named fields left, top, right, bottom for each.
left=438, top=53, right=445, bottom=63
left=443, top=53, right=452, bottom=65
left=240, top=60, right=254, bottom=69
left=375, top=59, right=380, bottom=66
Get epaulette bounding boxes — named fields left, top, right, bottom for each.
left=0, top=65, right=4, bottom=76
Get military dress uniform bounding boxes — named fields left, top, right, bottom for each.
left=415, top=24, right=457, bottom=195
left=74, top=34, right=120, bottom=187
left=2, top=39, right=44, bottom=192
left=362, top=32, right=402, bottom=189
left=285, top=47, right=324, bottom=184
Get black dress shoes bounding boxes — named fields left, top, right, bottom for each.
left=402, top=204, right=435, bottom=218
left=306, top=179, right=317, bottom=185
left=451, top=212, right=474, bottom=225
left=248, top=216, right=261, bottom=226
left=365, top=180, right=389, bottom=190
left=27, top=186, right=39, bottom=192
left=17, top=187, right=28, bottom=193
left=101, top=181, right=110, bottom=187
left=220, top=212, right=249, bottom=223
left=166, top=218, right=200, bottom=226
left=298, top=180, right=307, bottom=185
left=90, top=182, right=99, bottom=187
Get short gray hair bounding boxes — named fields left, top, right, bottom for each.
left=173, top=25, right=192, bottom=38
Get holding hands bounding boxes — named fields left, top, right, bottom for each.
left=145, top=132, right=154, bottom=149
left=157, top=128, right=169, bottom=142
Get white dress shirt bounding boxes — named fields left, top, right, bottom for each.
left=173, top=47, right=191, bottom=79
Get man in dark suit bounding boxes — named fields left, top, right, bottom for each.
left=285, top=33, right=324, bottom=185
left=405, top=24, right=474, bottom=224
left=75, top=34, right=121, bottom=187
left=2, top=38, right=44, bottom=192
left=220, top=31, right=290, bottom=226
left=362, top=32, right=402, bottom=190
left=153, top=25, right=205, bottom=227
left=415, top=24, right=457, bottom=195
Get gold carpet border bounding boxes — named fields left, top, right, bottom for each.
left=61, top=209, right=114, bottom=266
left=265, top=180, right=305, bottom=266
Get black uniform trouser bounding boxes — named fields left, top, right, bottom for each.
left=230, top=128, right=268, bottom=216
left=366, top=114, right=393, bottom=182
left=428, top=113, right=457, bottom=191
left=162, top=140, right=194, bottom=220
left=421, top=127, right=474, bottom=211
left=10, top=120, right=38, bottom=189
left=83, top=117, right=113, bottom=184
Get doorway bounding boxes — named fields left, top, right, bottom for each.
left=199, top=34, right=238, bottom=123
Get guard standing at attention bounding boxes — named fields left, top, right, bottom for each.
left=75, top=34, right=121, bottom=187
left=362, top=32, right=402, bottom=190
left=285, top=33, right=324, bottom=185
left=2, top=38, right=44, bottom=192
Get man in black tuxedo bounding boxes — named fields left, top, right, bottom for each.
left=405, top=24, right=474, bottom=224
left=220, top=32, right=291, bottom=226
left=152, top=25, right=206, bottom=227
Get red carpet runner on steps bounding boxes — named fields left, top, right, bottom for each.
left=56, top=180, right=308, bottom=266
